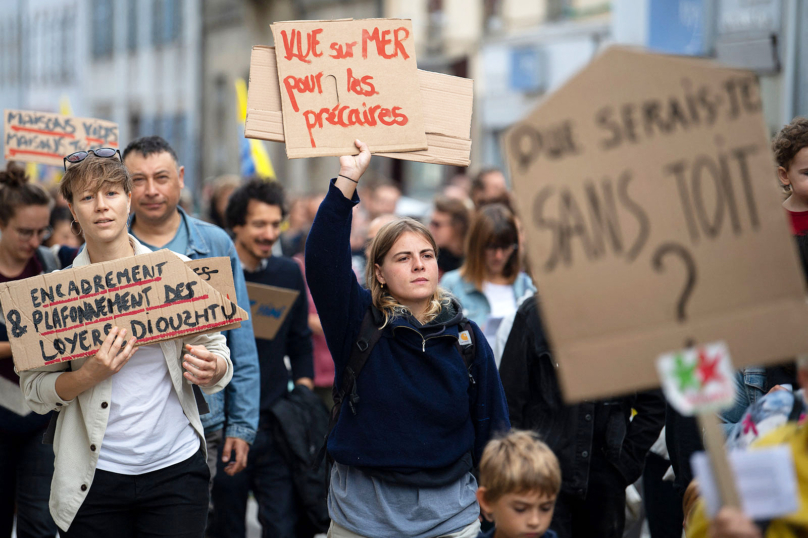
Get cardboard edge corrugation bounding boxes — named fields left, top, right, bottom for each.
left=245, top=46, right=473, bottom=167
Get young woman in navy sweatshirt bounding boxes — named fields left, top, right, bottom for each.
left=305, top=140, right=510, bottom=538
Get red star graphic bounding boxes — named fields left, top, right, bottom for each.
left=696, top=348, right=723, bottom=386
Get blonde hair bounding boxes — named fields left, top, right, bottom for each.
left=479, top=430, right=561, bottom=502
left=364, top=217, right=450, bottom=326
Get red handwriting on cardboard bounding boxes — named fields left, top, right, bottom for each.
left=361, top=27, right=410, bottom=60
left=330, top=41, right=358, bottom=59
left=347, top=69, right=378, bottom=96
left=280, top=29, right=324, bottom=64
left=302, top=104, right=408, bottom=147
left=283, top=72, right=325, bottom=112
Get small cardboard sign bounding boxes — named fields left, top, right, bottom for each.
left=270, top=18, right=428, bottom=158
left=0, top=250, right=249, bottom=372
left=246, top=282, right=299, bottom=340
left=245, top=45, right=473, bottom=166
left=505, top=47, right=808, bottom=402
left=186, top=257, right=238, bottom=305
left=4, top=109, right=119, bottom=166
left=657, top=341, right=736, bottom=415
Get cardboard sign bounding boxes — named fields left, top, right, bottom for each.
left=0, top=250, right=249, bottom=372
left=504, top=47, right=808, bottom=402
left=4, top=109, right=119, bottom=166
left=186, top=257, right=238, bottom=305
left=246, top=46, right=473, bottom=166
left=246, top=282, right=299, bottom=340
left=657, top=341, right=736, bottom=415
left=270, top=19, right=428, bottom=158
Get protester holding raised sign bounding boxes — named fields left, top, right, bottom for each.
left=305, top=139, right=509, bottom=538
left=18, top=151, right=233, bottom=536
left=0, top=162, right=77, bottom=538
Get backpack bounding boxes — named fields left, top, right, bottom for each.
left=316, top=305, right=477, bottom=467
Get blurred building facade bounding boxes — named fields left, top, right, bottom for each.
left=1, top=0, right=808, bottom=205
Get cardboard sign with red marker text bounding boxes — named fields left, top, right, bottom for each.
left=4, top=109, right=119, bottom=167
left=0, top=250, right=248, bottom=372
left=270, top=19, right=427, bottom=158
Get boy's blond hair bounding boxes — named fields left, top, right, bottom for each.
left=479, top=430, right=562, bottom=502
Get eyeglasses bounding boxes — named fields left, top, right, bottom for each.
left=63, top=148, right=122, bottom=171
left=15, top=226, right=52, bottom=242
left=485, top=243, right=518, bottom=254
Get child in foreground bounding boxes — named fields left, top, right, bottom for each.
left=476, top=431, right=561, bottom=538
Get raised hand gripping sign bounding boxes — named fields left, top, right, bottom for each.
left=270, top=19, right=428, bottom=158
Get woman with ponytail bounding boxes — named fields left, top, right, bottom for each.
left=306, top=140, right=509, bottom=538
left=0, top=162, right=76, bottom=538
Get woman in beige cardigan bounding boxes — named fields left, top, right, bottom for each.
left=19, top=150, right=233, bottom=537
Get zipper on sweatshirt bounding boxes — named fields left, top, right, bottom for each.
left=393, top=325, right=458, bottom=352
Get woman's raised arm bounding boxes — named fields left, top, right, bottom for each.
left=334, top=139, right=371, bottom=199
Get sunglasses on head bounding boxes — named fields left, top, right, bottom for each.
left=63, top=148, right=122, bottom=171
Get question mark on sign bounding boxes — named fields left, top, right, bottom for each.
left=652, top=242, right=697, bottom=323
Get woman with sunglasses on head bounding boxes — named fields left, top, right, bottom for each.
left=306, top=140, right=509, bottom=538
left=440, top=203, right=535, bottom=347
left=19, top=150, right=233, bottom=537
left=0, top=162, right=78, bottom=538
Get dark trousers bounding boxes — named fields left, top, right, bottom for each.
left=60, top=448, right=209, bottom=538
left=0, top=428, right=57, bottom=538
left=550, top=456, right=626, bottom=538
left=210, top=429, right=301, bottom=538
left=643, top=453, right=684, bottom=538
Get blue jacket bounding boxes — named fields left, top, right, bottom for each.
left=440, top=269, right=535, bottom=328
left=129, top=207, right=260, bottom=444
left=305, top=181, right=510, bottom=470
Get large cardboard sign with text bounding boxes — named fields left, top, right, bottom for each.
left=245, top=46, right=473, bottom=166
left=4, top=109, right=119, bottom=167
left=270, top=19, right=427, bottom=158
left=1, top=250, right=248, bottom=372
left=505, top=47, right=808, bottom=402
left=246, top=282, right=299, bottom=340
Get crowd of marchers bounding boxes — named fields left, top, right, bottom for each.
left=1, top=121, right=808, bottom=538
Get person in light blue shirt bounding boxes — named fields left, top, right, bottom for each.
left=123, top=137, right=260, bottom=489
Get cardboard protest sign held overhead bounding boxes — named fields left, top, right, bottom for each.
left=505, top=47, right=808, bottom=402
left=246, top=45, right=473, bottom=166
left=246, top=282, right=299, bottom=340
left=0, top=250, right=249, bottom=372
left=4, top=109, right=119, bottom=167
left=270, top=19, right=428, bottom=158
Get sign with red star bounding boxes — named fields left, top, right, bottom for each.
left=657, top=341, right=736, bottom=415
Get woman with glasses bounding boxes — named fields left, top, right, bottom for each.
left=440, top=203, right=535, bottom=347
left=0, top=162, right=77, bottom=538
left=19, top=151, right=233, bottom=537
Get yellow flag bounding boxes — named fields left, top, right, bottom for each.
left=235, top=78, right=275, bottom=180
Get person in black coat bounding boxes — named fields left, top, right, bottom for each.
left=499, top=293, right=665, bottom=538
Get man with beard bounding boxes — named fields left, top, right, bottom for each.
left=211, top=178, right=314, bottom=538
left=123, top=137, right=260, bottom=492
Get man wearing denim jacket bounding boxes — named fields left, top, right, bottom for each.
left=123, top=137, right=260, bottom=488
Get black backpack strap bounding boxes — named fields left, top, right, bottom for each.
left=315, top=306, right=382, bottom=469
left=454, top=318, right=477, bottom=388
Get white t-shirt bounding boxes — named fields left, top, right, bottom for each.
left=96, top=343, right=200, bottom=475
left=482, top=281, right=516, bottom=347
left=482, top=281, right=516, bottom=319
